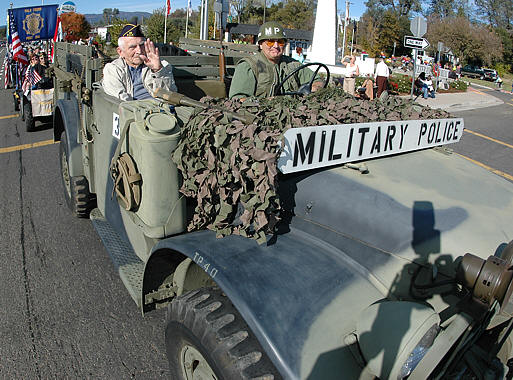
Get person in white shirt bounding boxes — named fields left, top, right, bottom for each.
left=374, top=57, right=390, bottom=97
left=416, top=72, right=435, bottom=98
left=343, top=56, right=359, bottom=96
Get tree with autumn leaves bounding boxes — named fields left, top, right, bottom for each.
left=61, top=12, right=91, bottom=42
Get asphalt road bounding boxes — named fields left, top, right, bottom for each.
left=0, top=89, right=169, bottom=377
left=0, top=79, right=511, bottom=379
left=451, top=87, right=513, bottom=181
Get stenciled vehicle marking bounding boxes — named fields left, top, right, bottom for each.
left=193, top=251, right=219, bottom=278
left=112, top=113, right=120, bottom=139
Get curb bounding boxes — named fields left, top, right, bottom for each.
left=469, top=82, right=512, bottom=94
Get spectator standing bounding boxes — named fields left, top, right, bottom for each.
left=374, top=57, right=390, bottom=97
left=296, top=47, right=305, bottom=64
left=343, top=55, right=359, bottom=96
left=496, top=75, right=503, bottom=89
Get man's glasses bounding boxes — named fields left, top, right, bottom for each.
left=264, top=39, right=286, bottom=47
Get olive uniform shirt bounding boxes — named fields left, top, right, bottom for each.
left=229, top=52, right=315, bottom=99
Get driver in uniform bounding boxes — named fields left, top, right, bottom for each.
left=229, top=22, right=324, bottom=99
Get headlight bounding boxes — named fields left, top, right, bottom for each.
left=397, top=323, right=440, bottom=379
left=456, top=253, right=513, bottom=314
left=356, top=301, right=440, bottom=380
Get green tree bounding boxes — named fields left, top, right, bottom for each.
left=110, top=18, right=129, bottom=47
left=270, top=0, right=315, bottom=30
left=427, top=0, right=459, bottom=18
left=425, top=16, right=503, bottom=66
left=146, top=8, right=194, bottom=44
left=357, top=7, right=409, bottom=57
left=364, top=0, right=422, bottom=17
left=0, top=26, right=6, bottom=39
left=103, top=8, right=113, bottom=24
left=494, top=27, right=513, bottom=73
left=474, top=0, right=512, bottom=28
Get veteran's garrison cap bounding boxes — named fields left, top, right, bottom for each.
left=119, top=24, right=145, bottom=38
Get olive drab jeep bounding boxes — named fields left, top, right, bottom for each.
left=51, top=41, right=513, bottom=380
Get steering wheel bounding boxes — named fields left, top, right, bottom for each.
left=276, top=62, right=330, bottom=96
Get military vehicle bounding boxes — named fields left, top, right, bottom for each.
left=51, top=41, right=513, bottom=380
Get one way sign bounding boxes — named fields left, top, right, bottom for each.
left=403, top=36, right=430, bottom=50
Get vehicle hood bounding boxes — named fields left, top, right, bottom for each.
left=282, top=147, right=513, bottom=292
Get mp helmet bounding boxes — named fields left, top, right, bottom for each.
left=257, top=22, right=287, bottom=43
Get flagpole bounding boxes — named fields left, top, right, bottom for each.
left=164, top=5, right=168, bottom=43
left=185, top=8, right=189, bottom=38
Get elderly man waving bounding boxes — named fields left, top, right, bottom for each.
left=102, top=24, right=177, bottom=101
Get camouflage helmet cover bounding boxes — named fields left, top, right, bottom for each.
left=257, top=22, right=287, bottom=43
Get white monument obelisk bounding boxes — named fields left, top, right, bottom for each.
left=307, top=0, right=337, bottom=65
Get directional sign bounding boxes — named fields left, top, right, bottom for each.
left=404, top=36, right=430, bottom=50
left=410, top=16, right=427, bottom=37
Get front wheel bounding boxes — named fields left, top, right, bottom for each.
left=59, top=131, right=96, bottom=217
left=24, top=102, right=34, bottom=132
left=165, top=287, right=282, bottom=380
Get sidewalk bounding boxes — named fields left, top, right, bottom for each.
left=408, top=86, right=504, bottom=113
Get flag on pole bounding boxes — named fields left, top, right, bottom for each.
left=9, top=5, right=59, bottom=42
left=8, top=10, right=28, bottom=65
left=166, top=0, right=171, bottom=15
left=50, top=15, right=62, bottom=63
left=3, top=58, right=10, bottom=89
left=187, top=0, right=192, bottom=16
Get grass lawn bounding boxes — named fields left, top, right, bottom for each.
left=464, top=75, right=513, bottom=92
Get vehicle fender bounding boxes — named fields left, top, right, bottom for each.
left=54, top=98, right=83, bottom=177
left=149, top=228, right=384, bottom=380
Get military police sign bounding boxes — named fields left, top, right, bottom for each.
left=278, top=118, right=464, bottom=173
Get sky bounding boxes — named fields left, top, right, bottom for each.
left=2, top=0, right=367, bottom=27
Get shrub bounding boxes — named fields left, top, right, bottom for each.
left=449, top=80, right=468, bottom=91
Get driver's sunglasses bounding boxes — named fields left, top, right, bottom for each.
left=264, top=39, right=286, bottom=47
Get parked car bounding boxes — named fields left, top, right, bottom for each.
left=461, top=65, right=484, bottom=79
left=483, top=68, right=498, bottom=81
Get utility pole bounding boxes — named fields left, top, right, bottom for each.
left=350, top=21, right=355, bottom=55
left=341, top=0, right=349, bottom=57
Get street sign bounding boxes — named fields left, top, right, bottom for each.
left=410, top=16, right=427, bottom=37
left=404, top=36, right=430, bottom=50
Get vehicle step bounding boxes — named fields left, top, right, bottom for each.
left=90, top=208, right=143, bottom=308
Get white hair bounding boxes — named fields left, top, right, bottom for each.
left=117, top=37, right=127, bottom=50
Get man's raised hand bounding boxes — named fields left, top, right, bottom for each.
left=141, top=39, right=163, bottom=72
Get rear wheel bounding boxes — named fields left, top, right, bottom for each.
left=165, top=287, right=281, bottom=380
left=59, top=131, right=96, bottom=217
left=24, top=101, right=35, bottom=132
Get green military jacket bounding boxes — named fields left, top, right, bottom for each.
left=229, top=52, right=314, bottom=99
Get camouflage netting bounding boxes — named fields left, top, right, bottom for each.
left=172, top=87, right=451, bottom=243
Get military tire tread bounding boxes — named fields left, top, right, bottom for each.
left=166, top=287, right=281, bottom=380
left=71, top=176, right=96, bottom=218
left=59, top=131, right=96, bottom=218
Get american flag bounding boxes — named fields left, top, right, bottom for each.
left=25, top=66, right=42, bottom=87
left=50, top=15, right=62, bottom=63
left=8, top=10, right=28, bottom=65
